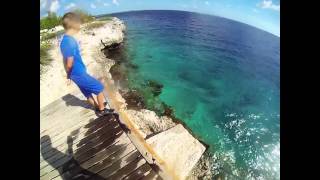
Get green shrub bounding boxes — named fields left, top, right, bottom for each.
left=41, top=30, right=64, bottom=41
left=85, top=21, right=106, bottom=30
left=40, top=42, right=52, bottom=66
left=98, top=16, right=113, bottom=21
left=40, top=41, right=52, bottom=75
left=40, top=12, right=61, bottom=30
left=40, top=10, right=95, bottom=30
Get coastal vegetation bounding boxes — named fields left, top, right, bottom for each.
left=41, top=30, right=64, bottom=41
left=40, top=41, right=52, bottom=74
left=40, top=10, right=95, bottom=30
left=97, top=16, right=113, bottom=21
left=40, top=12, right=61, bottom=30
left=85, top=21, right=107, bottom=30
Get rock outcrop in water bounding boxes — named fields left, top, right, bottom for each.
left=120, top=89, right=146, bottom=110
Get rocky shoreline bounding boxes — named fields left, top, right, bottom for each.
left=40, top=17, right=213, bottom=179
left=101, top=22, right=215, bottom=180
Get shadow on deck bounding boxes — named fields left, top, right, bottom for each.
left=40, top=93, right=160, bottom=180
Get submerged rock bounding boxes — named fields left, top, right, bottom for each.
left=146, top=80, right=163, bottom=96
left=120, top=90, right=146, bottom=110
left=162, top=102, right=175, bottom=117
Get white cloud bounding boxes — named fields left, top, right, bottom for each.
left=253, top=8, right=259, bottom=13
left=90, top=3, right=97, bottom=9
left=259, top=0, right=280, bottom=11
left=205, top=1, right=210, bottom=5
left=65, top=3, right=76, bottom=10
left=112, top=0, right=119, bottom=6
left=103, top=3, right=110, bottom=6
left=50, top=0, right=60, bottom=12
left=40, top=0, right=47, bottom=9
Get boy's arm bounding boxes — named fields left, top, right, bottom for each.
left=65, top=57, right=74, bottom=79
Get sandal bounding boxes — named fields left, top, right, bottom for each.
left=96, top=108, right=113, bottom=117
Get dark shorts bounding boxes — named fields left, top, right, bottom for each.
left=71, top=73, right=104, bottom=98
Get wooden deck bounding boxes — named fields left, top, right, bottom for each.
left=40, top=93, right=162, bottom=180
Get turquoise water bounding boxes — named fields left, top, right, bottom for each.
left=108, top=10, right=280, bottom=179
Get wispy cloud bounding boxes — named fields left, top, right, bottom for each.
left=40, top=0, right=60, bottom=13
left=65, top=3, right=76, bottom=10
left=40, top=0, right=47, bottom=9
left=258, top=0, right=280, bottom=11
left=50, top=0, right=60, bottom=12
left=90, top=3, right=97, bottom=9
left=205, top=1, right=210, bottom=5
left=103, top=3, right=110, bottom=7
left=112, top=0, right=119, bottom=6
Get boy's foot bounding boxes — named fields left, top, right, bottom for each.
left=95, top=107, right=115, bottom=113
left=96, top=108, right=113, bottom=117
left=95, top=102, right=115, bottom=113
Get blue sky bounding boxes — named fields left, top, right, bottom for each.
left=40, top=0, right=280, bottom=36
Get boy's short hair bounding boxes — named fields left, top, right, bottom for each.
left=62, top=12, right=81, bottom=30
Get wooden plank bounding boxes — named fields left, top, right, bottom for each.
left=47, top=143, right=137, bottom=180
left=96, top=150, right=142, bottom=179
left=141, top=170, right=163, bottom=180
left=41, top=111, right=93, bottom=141
left=40, top=93, right=76, bottom=115
left=40, top=128, right=123, bottom=171
left=42, top=135, right=131, bottom=180
left=40, top=131, right=125, bottom=179
left=40, top=93, right=92, bottom=126
left=87, top=143, right=136, bottom=174
left=40, top=90, right=162, bottom=180
left=41, top=103, right=92, bottom=129
left=107, top=157, right=149, bottom=180
left=41, top=126, right=123, bottom=173
left=40, top=92, right=84, bottom=114
left=40, top=113, right=116, bottom=154
left=50, top=141, right=133, bottom=180
left=40, top=118, right=118, bottom=165
left=41, top=115, right=117, bottom=157
left=123, top=163, right=153, bottom=180
left=80, top=136, right=132, bottom=169
left=40, top=94, right=89, bottom=124
left=75, top=128, right=123, bottom=162
left=41, top=106, right=93, bottom=133
left=41, top=114, right=113, bottom=149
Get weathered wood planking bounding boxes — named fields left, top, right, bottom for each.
left=40, top=92, right=161, bottom=180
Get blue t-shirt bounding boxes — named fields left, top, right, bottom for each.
left=60, top=34, right=86, bottom=77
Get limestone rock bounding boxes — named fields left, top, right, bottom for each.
left=146, top=124, right=206, bottom=180
left=125, top=109, right=176, bottom=137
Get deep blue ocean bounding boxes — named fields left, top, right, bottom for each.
left=108, top=10, right=280, bottom=179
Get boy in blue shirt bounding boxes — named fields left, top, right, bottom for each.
left=60, top=12, right=113, bottom=116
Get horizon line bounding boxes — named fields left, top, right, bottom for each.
left=95, top=9, right=280, bottom=37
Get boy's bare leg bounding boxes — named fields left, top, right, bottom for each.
left=97, top=92, right=105, bottom=111
left=87, top=95, right=99, bottom=109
